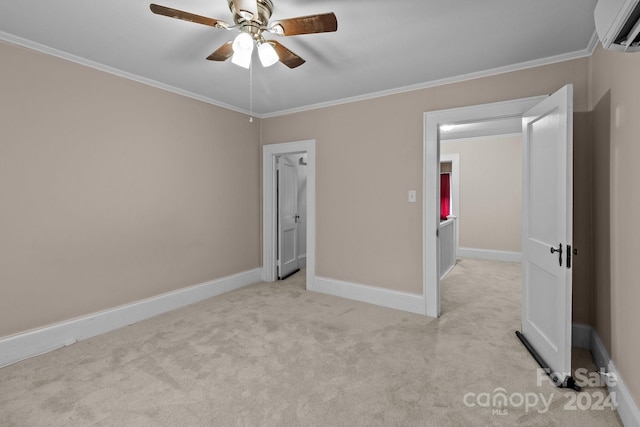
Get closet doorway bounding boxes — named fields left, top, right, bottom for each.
left=262, top=140, right=316, bottom=288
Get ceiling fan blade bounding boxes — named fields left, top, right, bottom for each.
left=270, top=12, right=337, bottom=36
left=232, top=0, right=258, bottom=20
left=150, top=4, right=227, bottom=28
left=271, top=40, right=305, bottom=68
left=206, top=41, right=234, bottom=61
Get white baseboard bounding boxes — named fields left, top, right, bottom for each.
left=590, top=328, right=611, bottom=373
left=608, top=360, right=640, bottom=427
left=0, top=268, right=262, bottom=368
left=440, top=263, right=456, bottom=280
left=458, top=247, right=522, bottom=263
left=573, top=323, right=640, bottom=427
left=312, top=276, right=425, bottom=315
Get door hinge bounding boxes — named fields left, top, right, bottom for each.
left=567, top=244, right=572, bottom=269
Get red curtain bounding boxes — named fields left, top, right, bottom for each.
left=440, top=173, right=451, bottom=220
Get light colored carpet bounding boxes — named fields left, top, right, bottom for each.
left=0, top=259, right=622, bottom=426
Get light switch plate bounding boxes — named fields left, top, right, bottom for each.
left=408, top=190, right=416, bottom=203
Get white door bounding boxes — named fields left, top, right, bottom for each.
left=278, top=156, right=300, bottom=279
left=520, top=85, right=574, bottom=386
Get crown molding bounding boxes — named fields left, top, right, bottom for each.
left=0, top=32, right=258, bottom=118
left=2, top=30, right=595, bottom=120
left=262, top=47, right=595, bottom=118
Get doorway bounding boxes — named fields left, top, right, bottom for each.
left=423, top=96, right=546, bottom=317
left=424, top=88, right=575, bottom=384
left=262, top=140, right=316, bottom=289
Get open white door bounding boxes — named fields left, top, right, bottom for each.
left=277, top=156, right=300, bottom=279
left=518, top=85, right=575, bottom=389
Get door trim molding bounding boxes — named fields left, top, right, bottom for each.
left=262, top=140, right=316, bottom=287
left=423, top=96, right=546, bottom=317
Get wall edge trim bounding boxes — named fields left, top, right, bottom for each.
left=0, top=32, right=255, bottom=117
left=572, top=323, right=640, bottom=427
left=312, top=276, right=425, bottom=315
left=458, top=248, right=522, bottom=263
left=0, top=268, right=262, bottom=368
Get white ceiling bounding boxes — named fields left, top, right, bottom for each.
left=0, top=0, right=599, bottom=117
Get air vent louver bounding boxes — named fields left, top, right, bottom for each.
left=595, top=0, right=640, bottom=52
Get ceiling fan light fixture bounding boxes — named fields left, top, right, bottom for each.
left=269, top=24, right=284, bottom=35
left=231, top=32, right=254, bottom=68
left=258, top=42, right=279, bottom=67
left=232, top=32, right=254, bottom=54
left=151, top=1, right=337, bottom=70
left=231, top=51, right=252, bottom=68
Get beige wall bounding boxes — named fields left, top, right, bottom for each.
left=572, top=112, right=594, bottom=326
left=441, top=135, right=522, bottom=253
left=589, top=45, right=640, bottom=406
left=0, top=41, right=261, bottom=338
left=591, top=94, right=612, bottom=352
left=262, top=58, right=590, bottom=294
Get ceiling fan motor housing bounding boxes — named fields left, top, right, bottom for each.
left=228, top=0, right=273, bottom=27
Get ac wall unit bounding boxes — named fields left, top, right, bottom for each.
left=595, top=0, right=640, bottom=51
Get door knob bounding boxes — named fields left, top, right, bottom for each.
left=550, top=243, right=563, bottom=267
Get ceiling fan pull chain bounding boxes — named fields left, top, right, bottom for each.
left=249, top=60, right=254, bottom=122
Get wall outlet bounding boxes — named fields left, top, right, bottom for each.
left=408, top=190, right=417, bottom=203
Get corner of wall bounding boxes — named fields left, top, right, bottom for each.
left=572, top=323, right=640, bottom=427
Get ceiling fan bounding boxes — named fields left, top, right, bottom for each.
left=150, top=0, right=337, bottom=69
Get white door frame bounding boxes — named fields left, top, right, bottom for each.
left=423, top=96, right=546, bottom=317
left=262, top=140, right=316, bottom=288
